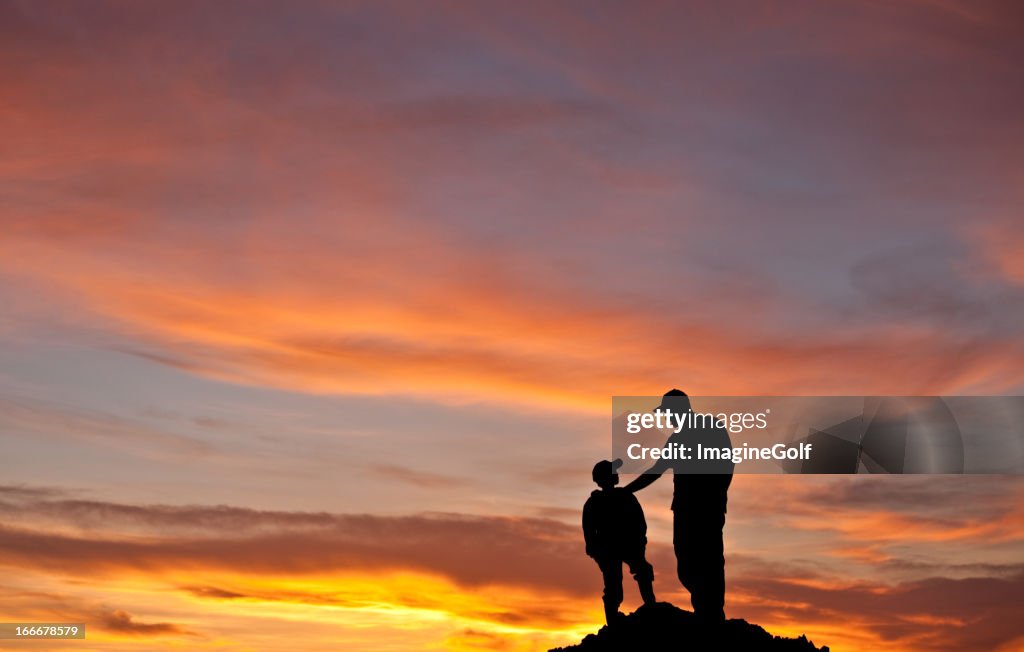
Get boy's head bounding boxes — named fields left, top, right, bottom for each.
left=592, top=458, right=623, bottom=489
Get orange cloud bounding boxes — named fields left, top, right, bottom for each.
left=0, top=487, right=599, bottom=594
left=3, top=0, right=1024, bottom=410
left=731, top=476, right=1024, bottom=547
left=971, top=220, right=1024, bottom=286
left=4, top=218, right=1024, bottom=413
left=2, top=485, right=1021, bottom=651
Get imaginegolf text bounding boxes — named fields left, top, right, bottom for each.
left=626, top=442, right=814, bottom=464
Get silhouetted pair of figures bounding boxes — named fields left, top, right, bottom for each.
left=583, top=389, right=734, bottom=626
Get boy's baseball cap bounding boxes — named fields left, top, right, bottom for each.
left=592, top=458, right=623, bottom=481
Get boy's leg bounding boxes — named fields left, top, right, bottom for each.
left=625, top=551, right=656, bottom=606
left=596, top=559, right=623, bottom=624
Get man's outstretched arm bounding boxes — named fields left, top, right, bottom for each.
left=623, top=459, right=668, bottom=493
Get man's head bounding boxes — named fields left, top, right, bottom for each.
left=657, top=388, right=691, bottom=418
left=592, top=458, right=623, bottom=489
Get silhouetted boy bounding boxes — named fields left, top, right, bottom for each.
left=583, top=458, right=656, bottom=625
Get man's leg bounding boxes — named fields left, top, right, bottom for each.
left=690, top=509, right=726, bottom=622
left=673, top=515, right=696, bottom=599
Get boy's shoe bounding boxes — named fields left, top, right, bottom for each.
left=604, top=609, right=626, bottom=627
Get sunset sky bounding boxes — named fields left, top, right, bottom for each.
left=2, top=1, right=1023, bottom=650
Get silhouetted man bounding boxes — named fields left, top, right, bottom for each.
left=583, top=458, right=656, bottom=625
left=624, top=389, right=734, bottom=623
